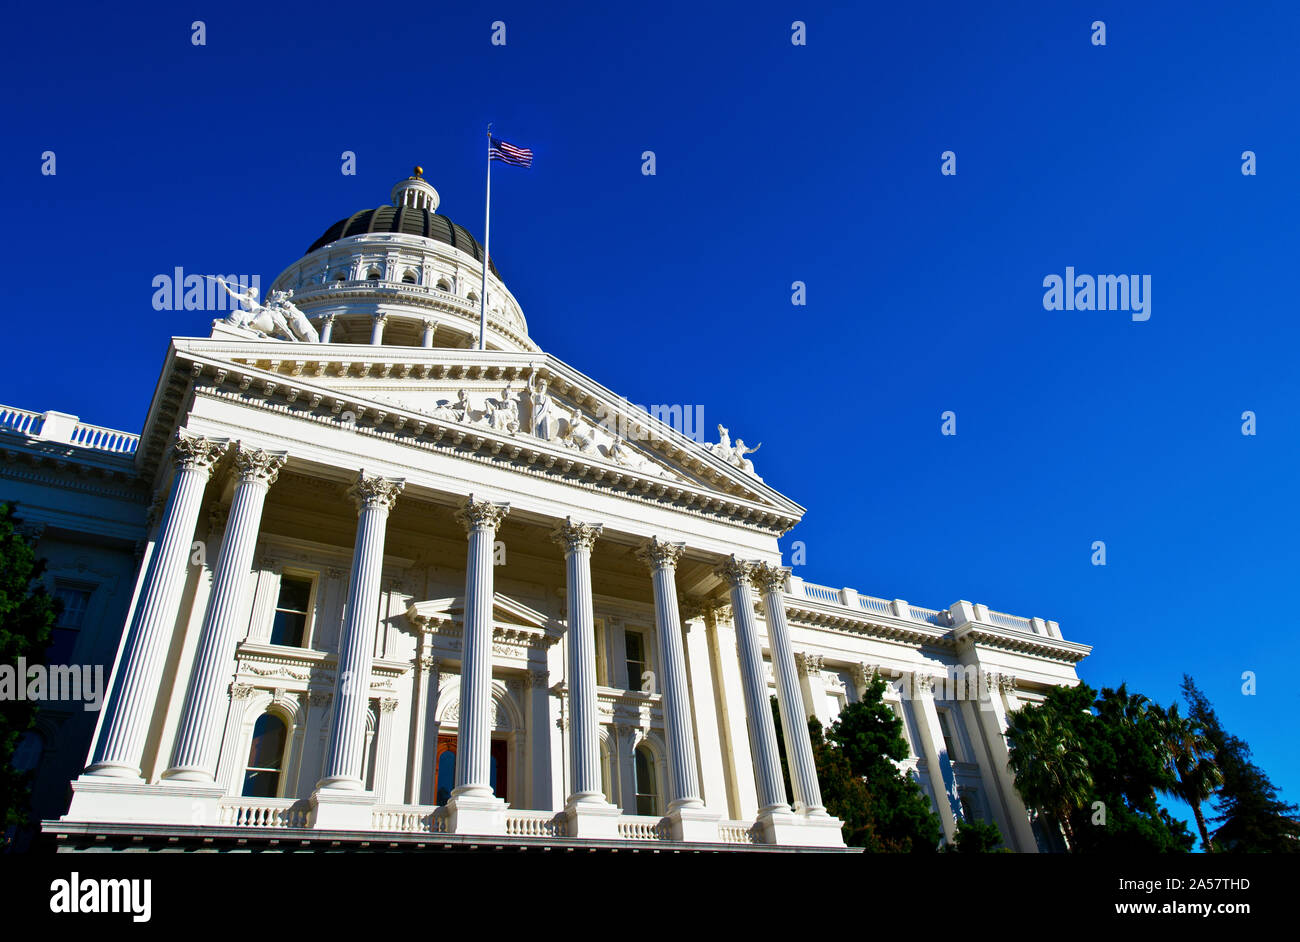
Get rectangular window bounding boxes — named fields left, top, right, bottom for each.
left=48, top=584, right=92, bottom=664
left=270, top=575, right=313, bottom=647
left=937, top=709, right=960, bottom=762
left=624, top=629, right=646, bottom=691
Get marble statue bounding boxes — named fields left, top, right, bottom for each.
left=266, top=289, right=319, bottom=343
left=706, top=423, right=762, bottom=477
left=488, top=387, right=520, bottom=434
left=527, top=371, right=557, bottom=440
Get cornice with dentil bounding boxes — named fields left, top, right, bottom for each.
left=179, top=354, right=799, bottom=536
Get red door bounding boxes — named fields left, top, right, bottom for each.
left=432, top=735, right=508, bottom=804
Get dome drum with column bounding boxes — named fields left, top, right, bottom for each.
left=268, top=168, right=534, bottom=352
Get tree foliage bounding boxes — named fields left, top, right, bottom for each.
left=1182, top=675, right=1299, bottom=853
left=0, top=503, right=60, bottom=848
left=772, top=675, right=942, bottom=852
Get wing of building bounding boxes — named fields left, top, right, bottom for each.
left=3, top=168, right=1090, bottom=853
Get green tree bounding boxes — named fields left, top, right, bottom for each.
left=1006, top=683, right=1093, bottom=849
left=945, top=818, right=1006, bottom=853
left=1182, top=676, right=1299, bottom=853
left=771, top=678, right=942, bottom=852
left=0, top=503, right=60, bottom=848
left=1152, top=700, right=1222, bottom=852
left=1007, top=682, right=1194, bottom=853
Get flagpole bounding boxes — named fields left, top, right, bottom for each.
left=479, top=123, right=492, bottom=351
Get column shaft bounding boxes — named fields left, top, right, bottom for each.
left=638, top=539, right=701, bottom=809
left=320, top=473, right=403, bottom=789
left=166, top=446, right=286, bottom=781
left=717, top=558, right=788, bottom=814
left=87, top=434, right=226, bottom=779
left=754, top=563, right=826, bottom=815
left=553, top=519, right=604, bottom=804
left=453, top=497, right=509, bottom=798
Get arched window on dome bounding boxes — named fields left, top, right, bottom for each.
left=633, top=744, right=659, bottom=816
left=401, top=270, right=418, bottom=284
left=466, top=291, right=479, bottom=303
left=366, top=269, right=382, bottom=281
left=436, top=278, right=451, bottom=292
left=242, top=712, right=289, bottom=798
left=333, top=272, right=347, bottom=283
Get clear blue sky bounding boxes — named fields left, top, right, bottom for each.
left=4, top=1, right=1297, bottom=825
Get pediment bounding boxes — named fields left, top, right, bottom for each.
left=167, top=338, right=806, bottom=533
left=406, top=592, right=559, bottom=647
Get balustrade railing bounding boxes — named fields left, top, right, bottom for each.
left=718, top=821, right=762, bottom=844
left=504, top=810, right=567, bottom=838
left=616, top=816, right=671, bottom=841
left=0, top=406, right=43, bottom=436
left=219, top=799, right=310, bottom=828
left=68, top=422, right=140, bottom=454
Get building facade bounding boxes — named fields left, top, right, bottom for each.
left=4, top=169, right=1091, bottom=852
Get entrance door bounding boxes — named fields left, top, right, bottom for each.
left=431, top=735, right=508, bottom=804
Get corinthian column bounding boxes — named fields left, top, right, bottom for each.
left=751, top=562, right=824, bottom=814
left=639, top=538, right=720, bottom=841
left=636, top=539, right=700, bottom=807
left=715, top=556, right=787, bottom=815
left=444, top=495, right=510, bottom=835
left=165, top=445, right=287, bottom=782
left=552, top=517, right=621, bottom=838
left=553, top=518, right=603, bottom=804
left=86, top=432, right=227, bottom=779
left=318, top=472, right=404, bottom=790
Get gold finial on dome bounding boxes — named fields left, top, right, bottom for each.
left=413, top=165, right=423, bottom=178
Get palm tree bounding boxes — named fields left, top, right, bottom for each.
left=1154, top=703, right=1223, bottom=851
left=1006, top=705, right=1093, bottom=850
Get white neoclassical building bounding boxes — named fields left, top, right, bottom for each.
left=4, top=168, right=1091, bottom=853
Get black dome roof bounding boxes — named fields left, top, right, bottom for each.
left=307, top=205, right=499, bottom=277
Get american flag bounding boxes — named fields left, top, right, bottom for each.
left=489, top=136, right=533, bottom=168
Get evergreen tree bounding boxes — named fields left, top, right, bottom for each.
left=945, top=818, right=1006, bottom=853
left=771, top=679, right=942, bottom=852
left=0, top=503, right=60, bottom=849
left=1182, top=675, right=1300, bottom=853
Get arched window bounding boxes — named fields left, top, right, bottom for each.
left=242, top=713, right=288, bottom=798
left=435, top=278, right=451, bottom=292
left=402, top=270, right=417, bottom=284
left=466, top=291, right=478, bottom=303
left=334, top=272, right=346, bottom=282
left=435, top=738, right=457, bottom=805
left=633, top=744, right=658, bottom=816
left=366, top=269, right=382, bottom=281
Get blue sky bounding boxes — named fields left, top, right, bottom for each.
left=3, top=1, right=1297, bottom=827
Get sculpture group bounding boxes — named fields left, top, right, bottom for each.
left=214, top=278, right=319, bottom=343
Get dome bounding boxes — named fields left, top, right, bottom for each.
left=306, top=205, right=500, bottom=278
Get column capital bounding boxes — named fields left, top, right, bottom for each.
left=550, top=516, right=602, bottom=553
left=349, top=471, right=405, bottom=512
left=320, top=312, right=337, bottom=324
left=635, top=536, right=684, bottom=572
left=373, top=312, right=389, bottom=325
left=714, top=555, right=756, bottom=588
left=455, top=494, right=510, bottom=533
left=172, top=432, right=228, bottom=474
left=232, top=444, right=288, bottom=485
left=794, top=652, right=824, bottom=677
left=997, top=672, right=1018, bottom=693
left=749, top=561, right=790, bottom=595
